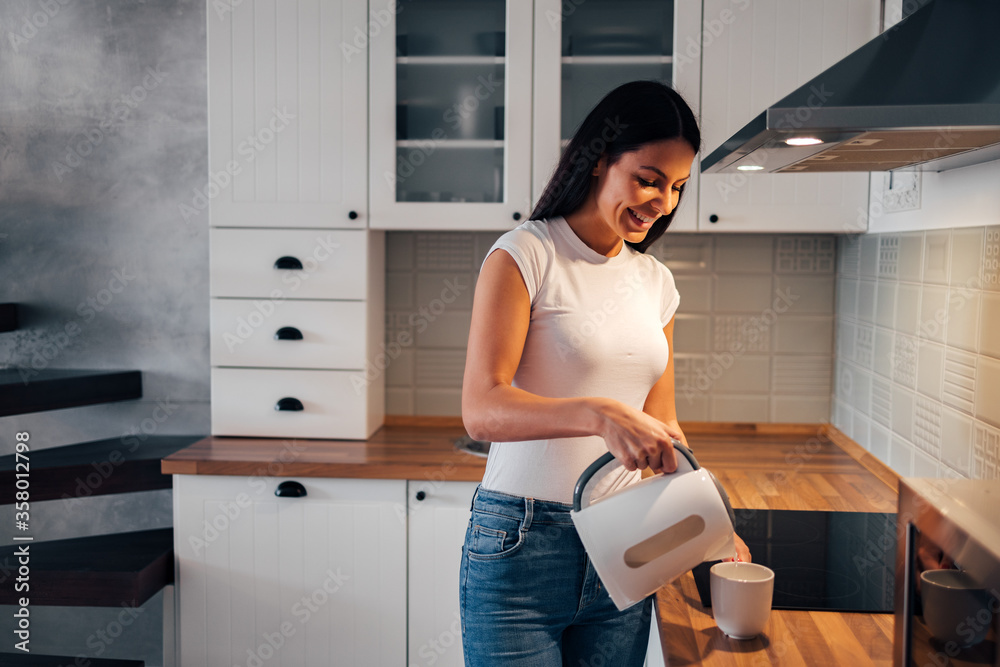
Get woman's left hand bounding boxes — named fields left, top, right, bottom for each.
left=723, top=534, right=752, bottom=563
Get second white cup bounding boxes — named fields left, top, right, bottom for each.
left=710, top=562, right=775, bottom=639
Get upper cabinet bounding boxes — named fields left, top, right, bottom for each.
left=697, top=0, right=879, bottom=232
left=532, top=0, right=702, bottom=232
left=369, top=0, right=700, bottom=232
left=369, top=0, right=533, bottom=230
left=208, top=0, right=368, bottom=228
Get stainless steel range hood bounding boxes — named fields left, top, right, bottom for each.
left=701, top=0, right=1000, bottom=174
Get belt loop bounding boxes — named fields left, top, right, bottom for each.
left=522, top=496, right=534, bottom=530
left=470, top=484, right=480, bottom=511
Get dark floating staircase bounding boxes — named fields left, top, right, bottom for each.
left=0, top=334, right=202, bottom=664
left=0, top=303, right=18, bottom=332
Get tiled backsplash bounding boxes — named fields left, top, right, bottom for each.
left=385, top=230, right=838, bottom=423
left=833, top=227, right=1000, bottom=480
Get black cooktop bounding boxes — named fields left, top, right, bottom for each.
left=692, top=509, right=897, bottom=613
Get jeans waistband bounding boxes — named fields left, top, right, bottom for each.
left=471, top=485, right=576, bottom=526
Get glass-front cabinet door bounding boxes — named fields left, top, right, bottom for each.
left=532, top=0, right=701, bottom=232
left=369, top=0, right=532, bottom=230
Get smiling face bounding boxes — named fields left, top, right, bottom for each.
left=568, top=138, right=696, bottom=256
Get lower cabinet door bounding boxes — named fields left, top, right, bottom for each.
left=407, top=480, right=479, bottom=667
left=174, top=475, right=407, bottom=666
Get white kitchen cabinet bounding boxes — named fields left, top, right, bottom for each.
left=696, top=0, right=878, bottom=233
left=369, top=0, right=534, bottom=230
left=532, top=0, right=703, bottom=232
left=406, top=480, right=479, bottom=667
left=173, top=474, right=407, bottom=666
left=208, top=0, right=368, bottom=229
left=208, top=0, right=384, bottom=439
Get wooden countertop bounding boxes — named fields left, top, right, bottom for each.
left=162, top=421, right=900, bottom=665
left=653, top=429, right=899, bottom=666
left=160, top=422, right=485, bottom=480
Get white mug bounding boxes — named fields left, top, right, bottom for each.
left=710, top=562, right=775, bottom=639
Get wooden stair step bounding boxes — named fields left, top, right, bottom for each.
left=0, top=303, right=18, bottom=332
left=0, top=369, right=142, bottom=417
left=0, top=654, right=144, bottom=666
left=0, top=435, right=204, bottom=504
left=0, top=529, right=173, bottom=607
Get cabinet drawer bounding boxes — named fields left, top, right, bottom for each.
left=211, top=368, right=372, bottom=439
left=210, top=228, right=367, bottom=299
left=210, top=298, right=367, bottom=370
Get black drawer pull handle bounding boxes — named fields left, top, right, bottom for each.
left=275, top=327, right=303, bottom=341
left=275, top=397, right=304, bottom=411
left=512, top=212, right=522, bottom=221
left=274, top=256, right=303, bottom=270
left=415, top=491, right=427, bottom=501
left=709, top=214, right=719, bottom=223
left=275, top=481, right=307, bottom=498
left=348, top=210, right=359, bottom=220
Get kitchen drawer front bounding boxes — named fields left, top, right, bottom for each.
left=210, top=298, right=366, bottom=370
left=211, top=368, right=371, bottom=439
left=210, top=228, right=367, bottom=299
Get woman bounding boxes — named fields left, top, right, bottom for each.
left=460, top=80, right=750, bottom=666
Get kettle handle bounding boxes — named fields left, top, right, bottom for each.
left=572, top=439, right=699, bottom=512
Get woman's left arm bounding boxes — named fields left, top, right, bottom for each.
left=643, top=315, right=753, bottom=563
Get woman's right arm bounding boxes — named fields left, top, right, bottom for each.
left=461, top=249, right=683, bottom=472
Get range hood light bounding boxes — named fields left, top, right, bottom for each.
left=736, top=165, right=765, bottom=171
left=785, top=136, right=824, bottom=146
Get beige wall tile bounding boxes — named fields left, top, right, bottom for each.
left=837, top=277, right=858, bottom=319
left=983, top=226, right=1000, bottom=292
left=415, top=388, right=463, bottom=416
left=975, top=355, right=1000, bottom=428
left=675, top=275, right=712, bottom=313
left=916, top=340, right=945, bottom=400
left=941, top=407, right=973, bottom=476
left=385, top=347, right=415, bottom=388
left=416, top=272, right=474, bottom=309
left=386, top=272, right=414, bottom=310
left=857, top=279, right=877, bottom=323
left=853, top=367, right=872, bottom=415
left=714, top=275, right=775, bottom=312
left=708, top=355, right=770, bottom=393
left=386, top=388, right=414, bottom=415
left=676, top=394, right=709, bottom=421
left=875, top=281, right=896, bottom=329
left=386, top=232, right=415, bottom=270
left=890, top=436, right=914, bottom=477
left=860, top=234, right=880, bottom=278
left=913, top=449, right=939, bottom=477
left=898, top=233, right=924, bottom=282
left=776, top=275, right=835, bottom=314
left=869, top=423, right=890, bottom=462
left=945, top=289, right=980, bottom=353
left=895, top=283, right=922, bottom=335
left=711, top=395, right=770, bottom=422
left=771, top=396, right=830, bottom=423
left=892, top=385, right=915, bottom=441
left=715, top=236, right=774, bottom=273
left=655, top=235, right=713, bottom=272
left=874, top=328, right=894, bottom=378
left=973, top=423, right=1000, bottom=480
left=919, top=286, right=949, bottom=343
left=979, top=291, right=1000, bottom=360
left=923, top=231, right=951, bottom=284
left=838, top=321, right=856, bottom=361
left=774, top=316, right=835, bottom=355
left=950, top=227, right=984, bottom=287
left=416, top=309, right=473, bottom=348
left=675, top=314, right=712, bottom=353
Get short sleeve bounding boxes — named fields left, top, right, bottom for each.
left=658, top=262, right=681, bottom=326
left=482, top=222, right=550, bottom=304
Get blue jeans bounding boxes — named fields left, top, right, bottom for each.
left=459, top=485, right=653, bottom=666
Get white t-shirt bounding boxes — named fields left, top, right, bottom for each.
left=479, top=216, right=681, bottom=504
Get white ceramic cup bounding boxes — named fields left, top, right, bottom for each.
left=710, top=562, right=775, bottom=639
left=920, top=569, right=994, bottom=647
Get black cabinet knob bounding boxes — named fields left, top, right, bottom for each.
left=415, top=491, right=427, bottom=501
left=274, top=326, right=303, bottom=341
left=512, top=212, right=522, bottom=221
left=275, top=481, right=307, bottom=498
left=274, top=256, right=303, bottom=270
left=275, top=397, right=304, bottom=411
left=709, top=214, right=719, bottom=223
left=348, top=210, right=359, bottom=220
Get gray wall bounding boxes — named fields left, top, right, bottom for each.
left=0, top=1, right=208, bottom=664
left=384, top=231, right=838, bottom=423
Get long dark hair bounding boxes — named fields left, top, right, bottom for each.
left=531, top=80, right=700, bottom=253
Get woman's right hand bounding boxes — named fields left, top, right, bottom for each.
left=593, top=398, right=683, bottom=474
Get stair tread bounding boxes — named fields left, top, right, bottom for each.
left=0, top=303, right=17, bottom=332
left=0, top=369, right=142, bottom=417
left=0, top=529, right=173, bottom=607
left=0, top=435, right=204, bottom=504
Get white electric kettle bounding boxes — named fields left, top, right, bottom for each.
left=570, top=440, right=736, bottom=610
